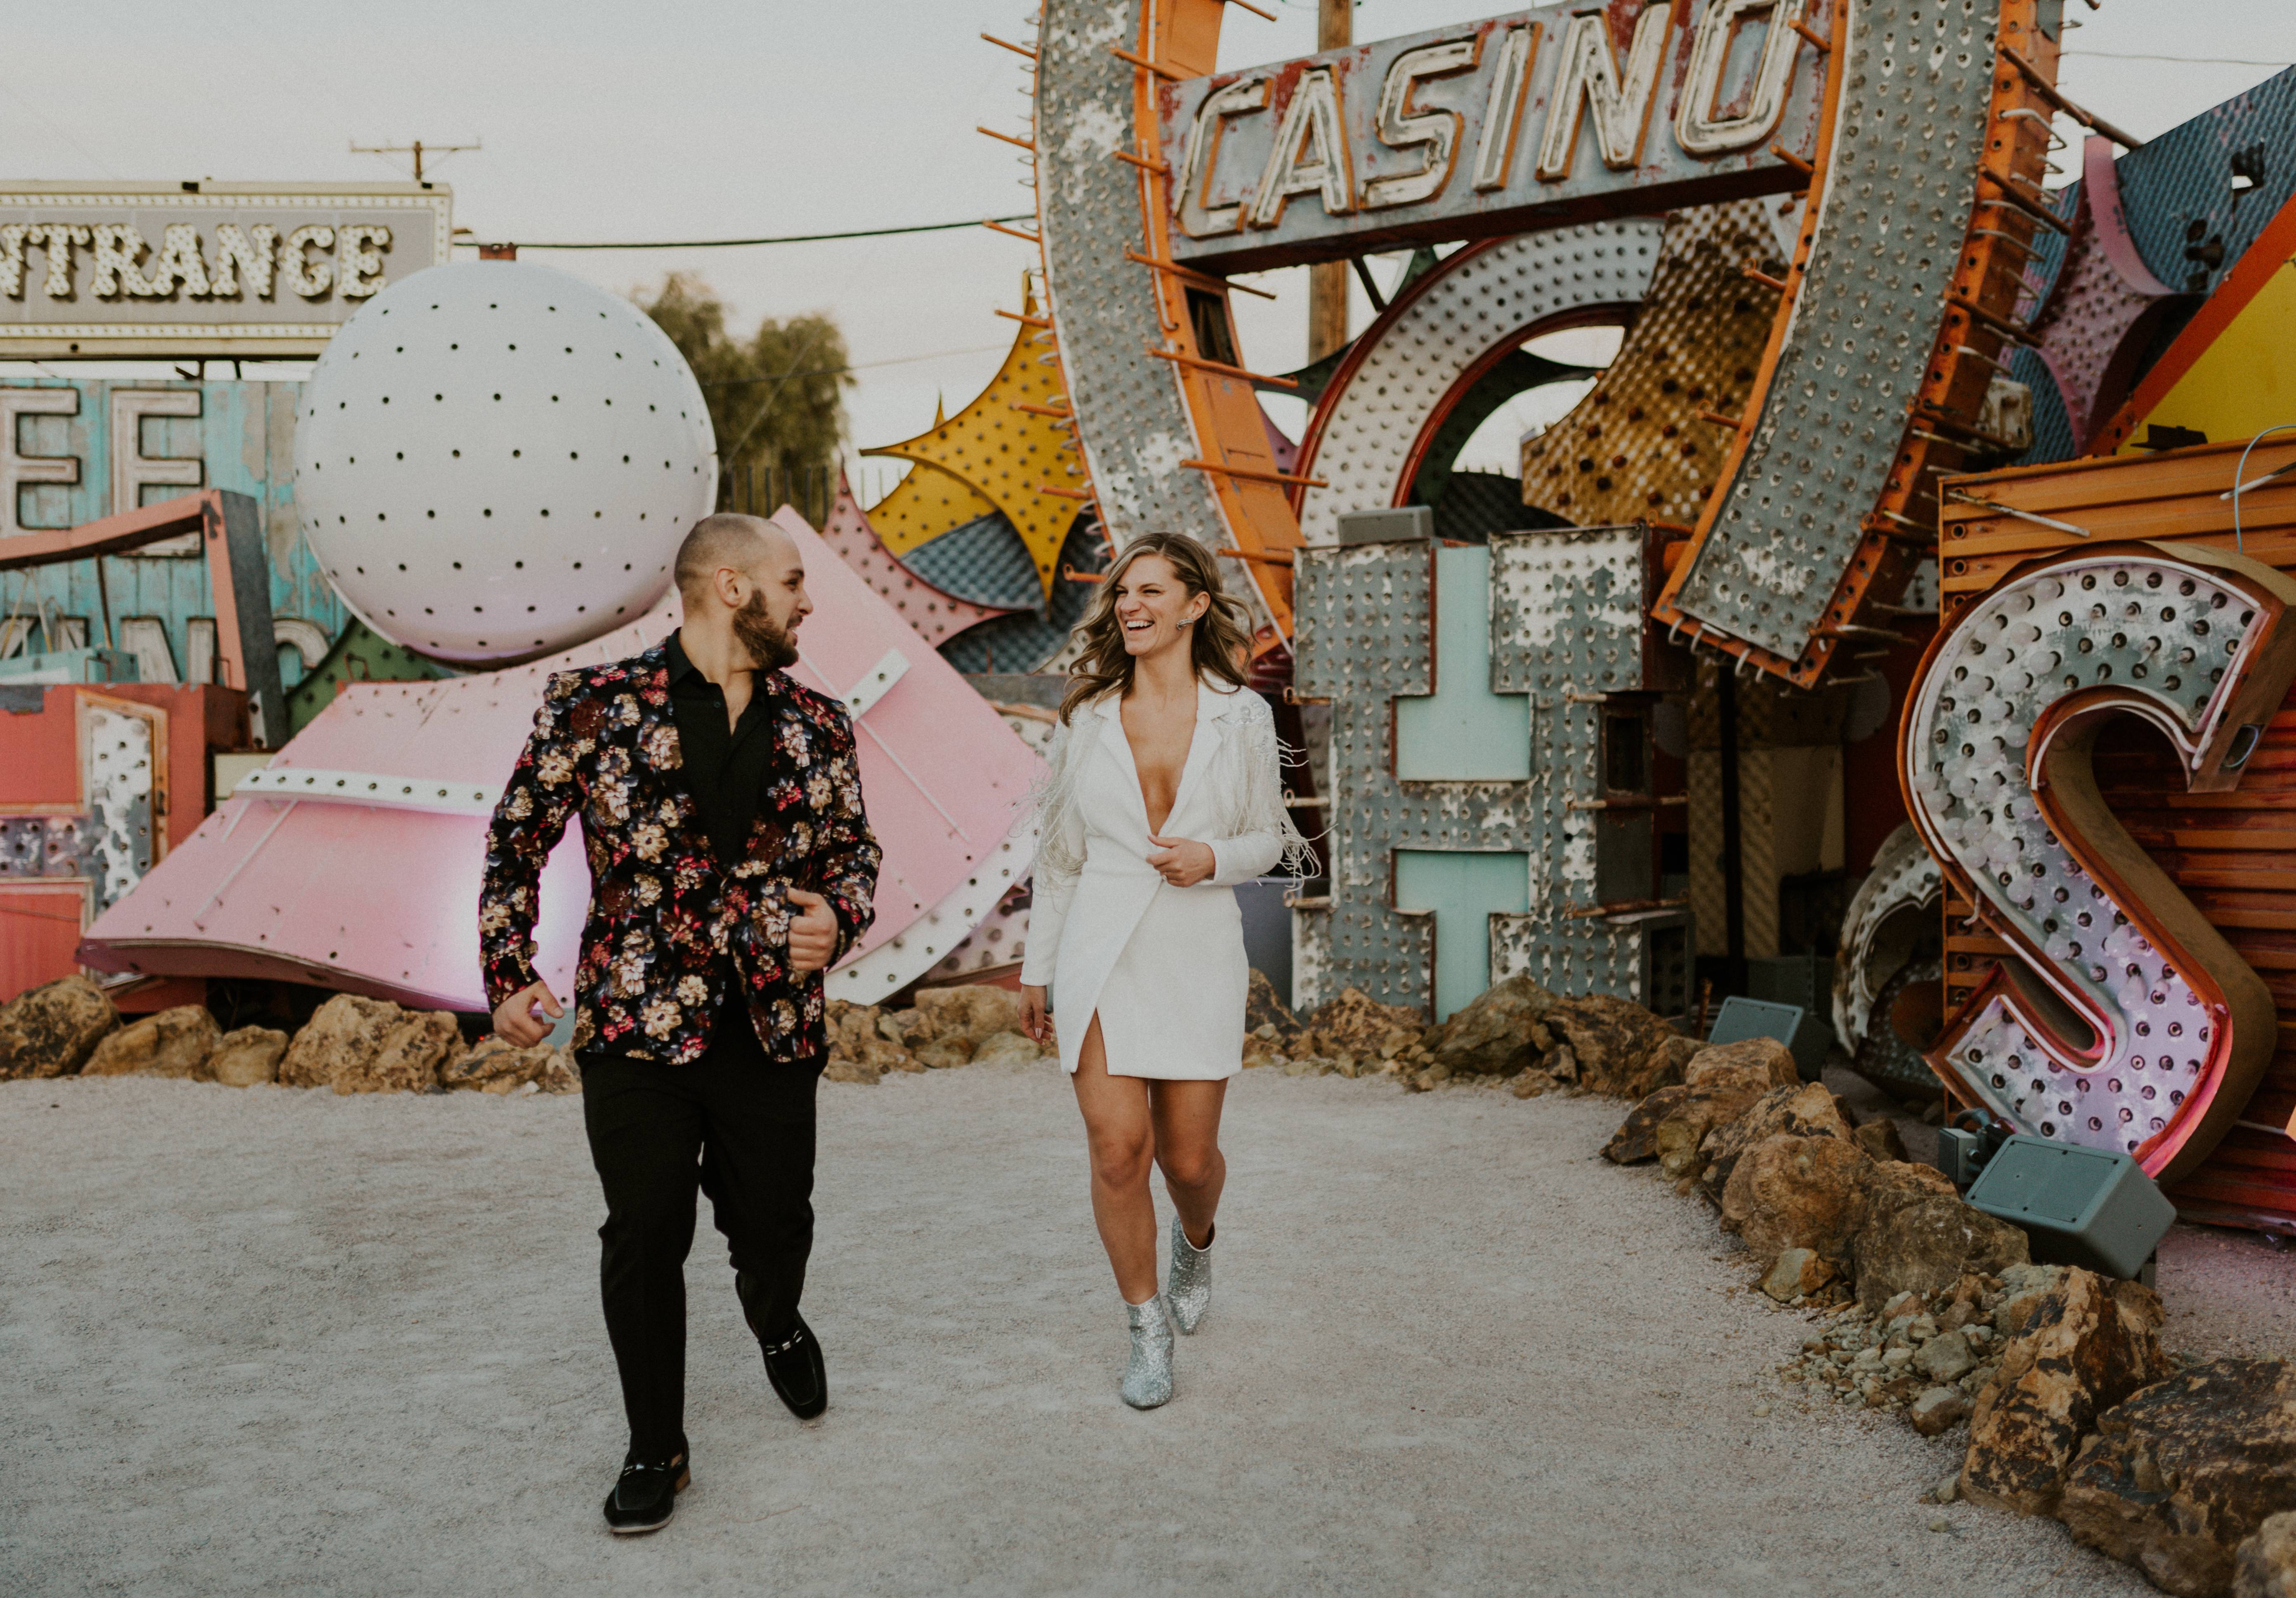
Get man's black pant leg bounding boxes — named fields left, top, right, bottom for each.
left=580, top=1054, right=705, bottom=1461
left=699, top=1056, right=822, bottom=1339
left=579, top=1031, right=823, bottom=1457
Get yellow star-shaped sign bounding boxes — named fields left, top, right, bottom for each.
left=865, top=458, right=1000, bottom=558
left=864, top=281, right=1088, bottom=600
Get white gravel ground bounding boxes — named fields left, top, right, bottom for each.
left=3, top=1061, right=2276, bottom=1597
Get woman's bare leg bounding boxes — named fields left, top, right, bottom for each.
left=1070, top=1015, right=1159, bottom=1302
left=1149, top=1079, right=1228, bottom=1249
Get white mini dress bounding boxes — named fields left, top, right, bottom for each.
left=1020, top=680, right=1309, bottom=1081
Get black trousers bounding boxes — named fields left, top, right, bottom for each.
left=578, top=1020, right=822, bottom=1460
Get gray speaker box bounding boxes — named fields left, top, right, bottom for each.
left=1964, top=1135, right=2176, bottom=1281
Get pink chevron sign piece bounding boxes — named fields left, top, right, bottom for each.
left=78, top=506, right=1044, bottom=1013
left=819, top=472, right=1017, bottom=649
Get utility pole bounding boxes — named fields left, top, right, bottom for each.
left=349, top=137, right=481, bottom=184
left=1306, top=0, right=1352, bottom=363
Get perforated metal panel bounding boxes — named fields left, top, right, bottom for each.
left=1294, top=525, right=1682, bottom=1015
left=1294, top=224, right=1664, bottom=548
left=1520, top=200, right=1783, bottom=528
left=1668, top=0, right=2001, bottom=665
left=1036, top=0, right=1226, bottom=549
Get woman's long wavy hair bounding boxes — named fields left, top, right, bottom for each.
left=1058, top=533, right=1253, bottom=724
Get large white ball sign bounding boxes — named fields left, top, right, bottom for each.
left=295, top=261, right=717, bottom=663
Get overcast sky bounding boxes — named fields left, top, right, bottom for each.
left=6, top=1, right=2289, bottom=481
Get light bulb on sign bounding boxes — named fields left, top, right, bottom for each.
left=294, top=260, right=717, bottom=664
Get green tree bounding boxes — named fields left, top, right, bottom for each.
left=638, top=273, right=852, bottom=505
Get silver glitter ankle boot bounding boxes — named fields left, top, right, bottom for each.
left=1119, top=1296, right=1174, bottom=1409
left=1166, top=1215, right=1212, bottom=1334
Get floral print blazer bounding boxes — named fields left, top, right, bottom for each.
left=478, top=642, right=881, bottom=1064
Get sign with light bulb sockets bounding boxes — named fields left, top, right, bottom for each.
left=0, top=181, right=453, bottom=357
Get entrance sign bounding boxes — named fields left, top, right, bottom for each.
left=1158, top=0, right=1825, bottom=273
left=0, top=182, right=452, bottom=357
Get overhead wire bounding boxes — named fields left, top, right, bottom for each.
left=460, top=215, right=1036, bottom=252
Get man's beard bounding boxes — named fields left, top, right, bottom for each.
left=733, top=588, right=800, bottom=671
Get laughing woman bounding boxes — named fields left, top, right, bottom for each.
left=1018, top=533, right=1310, bottom=1409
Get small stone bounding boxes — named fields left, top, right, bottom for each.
left=1915, top=1329, right=1977, bottom=1384
left=1761, top=1247, right=1837, bottom=1302
left=1751, top=1403, right=1772, bottom=1417
left=1911, top=1386, right=1973, bottom=1437
left=1883, top=1346, right=1915, bottom=1368
left=1934, top=1472, right=1961, bottom=1504
left=2234, top=1509, right=2296, bottom=1598
left=1929, top=1517, right=1954, bottom=1534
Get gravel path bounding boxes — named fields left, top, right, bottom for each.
left=0, top=1063, right=2230, bottom=1597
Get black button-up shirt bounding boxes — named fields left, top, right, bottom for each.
left=664, top=630, right=776, bottom=869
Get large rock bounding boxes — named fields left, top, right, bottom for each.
left=80, top=1005, right=221, bottom=1079
left=279, top=994, right=404, bottom=1089
left=1603, top=1084, right=1691, bottom=1164
left=336, top=1010, right=459, bottom=1094
left=1720, top=1133, right=1876, bottom=1270
left=280, top=995, right=457, bottom=1093
left=970, top=1030, right=1048, bottom=1066
left=1854, top=1117, right=1911, bottom=1164
left=1854, top=1184, right=2027, bottom=1311
left=903, top=984, right=1026, bottom=1050
left=1684, top=1037, right=1798, bottom=1091
left=1629, top=1032, right=1704, bottom=1098
left=439, top=1038, right=557, bottom=1094
left=2236, top=1511, right=2296, bottom=1598
left=1419, top=974, right=1560, bottom=1076
left=1960, top=1268, right=2172, bottom=1517
left=1653, top=1078, right=1774, bottom=1180
left=825, top=1000, right=921, bottom=1083
left=1697, top=1081, right=1855, bottom=1203
left=1995, top=1263, right=2070, bottom=1336
left=1245, top=969, right=1302, bottom=1046
left=208, top=1026, right=288, bottom=1087
left=1548, top=995, right=1675, bottom=1097
left=2057, top=1359, right=2296, bottom=1598
left=1297, top=987, right=1426, bottom=1063
left=0, top=975, right=118, bottom=1080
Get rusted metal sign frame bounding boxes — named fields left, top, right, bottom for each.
left=1155, top=0, right=1828, bottom=275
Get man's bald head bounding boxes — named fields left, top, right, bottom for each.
left=675, top=513, right=789, bottom=602
left=673, top=512, right=811, bottom=672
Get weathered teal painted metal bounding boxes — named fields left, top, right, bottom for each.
left=1395, top=544, right=1530, bottom=782
left=0, top=378, right=340, bottom=684
left=1395, top=848, right=1529, bottom=1022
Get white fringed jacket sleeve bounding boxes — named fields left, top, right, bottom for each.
left=1019, top=717, right=1085, bottom=989
left=1205, top=692, right=1314, bottom=887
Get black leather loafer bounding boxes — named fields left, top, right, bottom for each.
left=602, top=1448, right=689, bottom=1535
left=737, top=1274, right=827, bottom=1420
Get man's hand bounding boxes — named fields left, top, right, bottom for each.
left=1020, top=984, right=1050, bottom=1043
left=788, top=888, right=839, bottom=974
left=493, top=980, right=563, bottom=1048
left=1147, top=835, right=1217, bottom=888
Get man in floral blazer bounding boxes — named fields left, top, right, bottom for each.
left=480, top=513, right=880, bottom=1536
